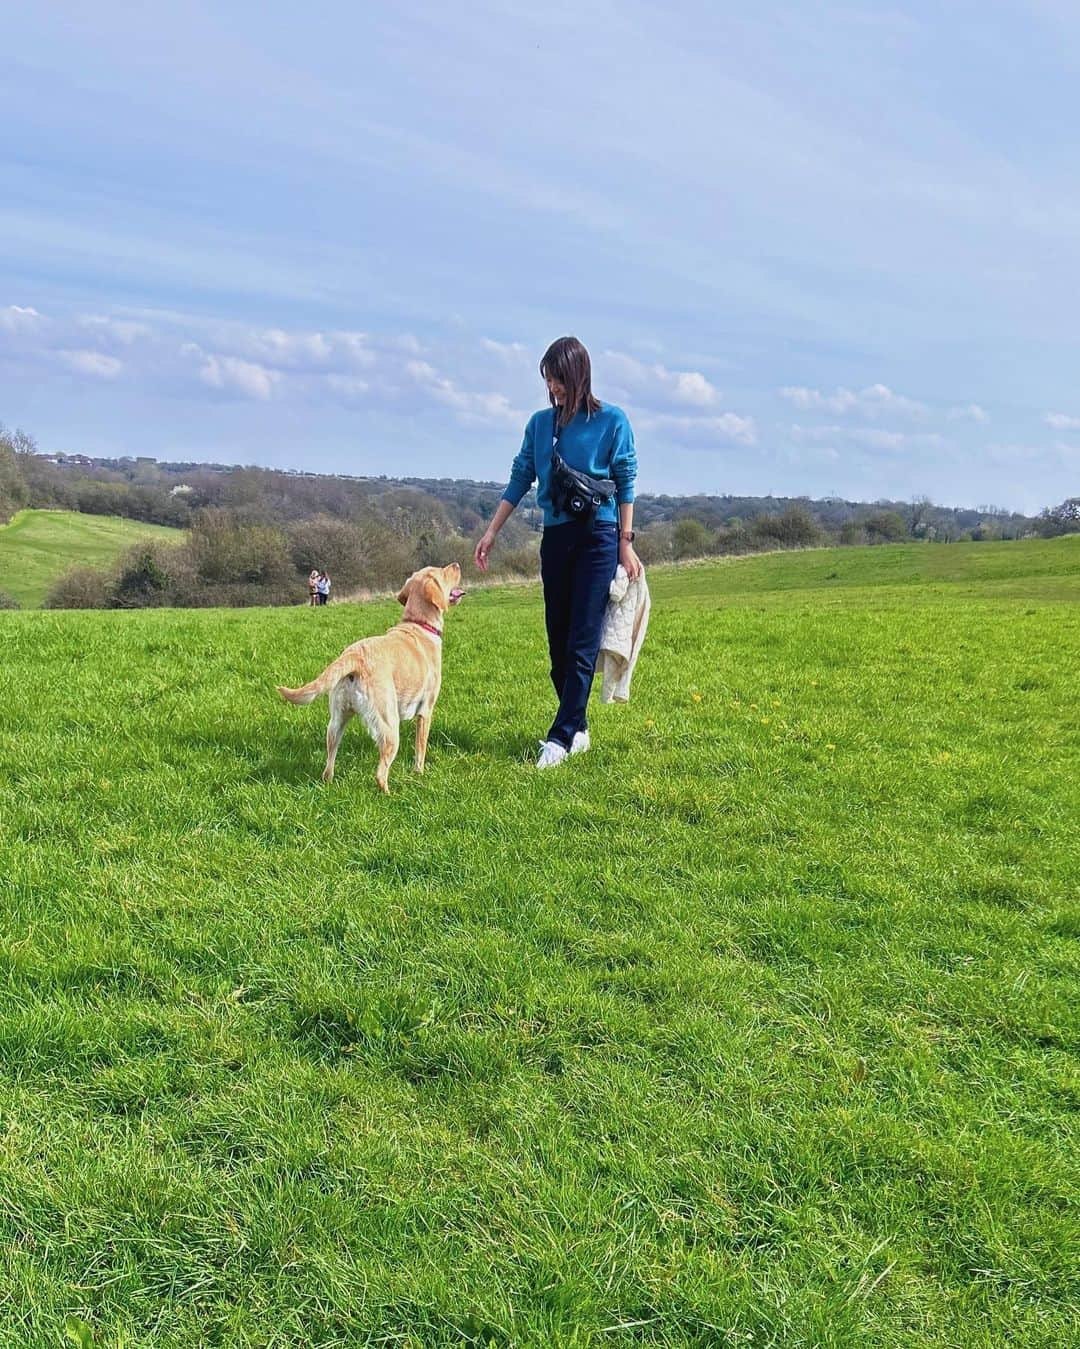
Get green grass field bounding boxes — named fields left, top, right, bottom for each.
left=0, top=509, right=184, bottom=607
left=1, top=539, right=1077, bottom=1347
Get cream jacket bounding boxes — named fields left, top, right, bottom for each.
left=598, top=564, right=651, bottom=703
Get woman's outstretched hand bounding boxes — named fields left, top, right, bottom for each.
left=620, top=539, right=643, bottom=581
left=474, top=530, right=496, bottom=573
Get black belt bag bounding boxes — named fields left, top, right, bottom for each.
left=550, top=450, right=616, bottom=522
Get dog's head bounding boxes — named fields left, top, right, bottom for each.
left=397, top=563, right=464, bottom=616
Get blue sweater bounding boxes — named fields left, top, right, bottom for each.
left=502, top=404, right=637, bottom=527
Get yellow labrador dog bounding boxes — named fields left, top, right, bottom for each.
left=277, top=563, right=464, bottom=792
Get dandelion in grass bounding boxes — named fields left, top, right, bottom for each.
left=691, top=692, right=702, bottom=703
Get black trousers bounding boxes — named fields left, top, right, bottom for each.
left=540, top=518, right=619, bottom=750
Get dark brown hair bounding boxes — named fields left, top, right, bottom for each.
left=540, top=336, right=602, bottom=428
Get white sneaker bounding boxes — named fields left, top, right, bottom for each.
left=570, top=730, right=591, bottom=755
left=536, top=740, right=569, bottom=769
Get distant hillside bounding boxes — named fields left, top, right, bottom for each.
left=0, top=510, right=185, bottom=607
left=4, top=422, right=1073, bottom=611
left=18, top=445, right=1042, bottom=543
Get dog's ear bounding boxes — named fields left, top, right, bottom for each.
left=421, top=575, right=446, bottom=610
left=396, top=577, right=412, bottom=606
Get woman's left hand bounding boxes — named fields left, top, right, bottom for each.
left=619, top=539, right=642, bottom=581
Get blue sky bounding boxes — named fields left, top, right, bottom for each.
left=2, top=1, right=1078, bottom=513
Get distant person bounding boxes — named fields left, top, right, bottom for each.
left=474, top=335, right=639, bottom=769
left=308, top=569, right=320, bottom=607
left=316, top=571, right=331, bottom=605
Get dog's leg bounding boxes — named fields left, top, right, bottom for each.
left=413, top=710, right=431, bottom=773
left=323, top=696, right=353, bottom=783
left=375, top=715, right=400, bottom=795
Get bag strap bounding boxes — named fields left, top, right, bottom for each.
left=550, top=405, right=615, bottom=497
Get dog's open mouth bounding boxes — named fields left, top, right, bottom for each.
left=449, top=588, right=465, bottom=605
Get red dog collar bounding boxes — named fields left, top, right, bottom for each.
left=404, top=618, right=442, bottom=639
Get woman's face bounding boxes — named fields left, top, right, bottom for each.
left=545, top=373, right=566, bottom=404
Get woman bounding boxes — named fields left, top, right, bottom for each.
left=316, top=571, right=331, bottom=605
left=308, top=569, right=320, bottom=606
left=474, top=336, right=640, bottom=768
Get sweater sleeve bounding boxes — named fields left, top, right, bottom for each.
left=610, top=411, right=637, bottom=505
left=501, top=416, right=536, bottom=507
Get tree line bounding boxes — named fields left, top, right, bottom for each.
left=1, top=421, right=1075, bottom=610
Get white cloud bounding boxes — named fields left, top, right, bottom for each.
left=1045, top=411, right=1080, bottom=431
left=199, top=354, right=278, bottom=399
left=247, top=327, right=333, bottom=367
left=670, top=370, right=720, bottom=407
left=405, top=359, right=437, bottom=382
left=780, top=383, right=928, bottom=419
left=0, top=304, right=43, bottom=333
left=324, top=374, right=370, bottom=398
left=224, top=326, right=375, bottom=372
left=791, top=423, right=947, bottom=455
left=481, top=337, right=527, bottom=358
left=61, top=349, right=123, bottom=378
left=949, top=403, right=989, bottom=423
left=78, top=315, right=151, bottom=345
left=642, top=411, right=757, bottom=446
left=406, top=359, right=523, bottom=426
left=984, top=442, right=1053, bottom=466
left=602, top=350, right=722, bottom=408
left=851, top=428, right=908, bottom=452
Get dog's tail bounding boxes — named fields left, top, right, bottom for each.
left=276, top=651, right=364, bottom=706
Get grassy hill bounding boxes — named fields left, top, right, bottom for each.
left=656, top=534, right=1080, bottom=599
left=0, top=509, right=184, bottom=607
left=0, top=539, right=1077, bottom=1346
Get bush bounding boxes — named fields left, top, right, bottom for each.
left=170, top=580, right=300, bottom=608
left=752, top=505, right=822, bottom=549
left=73, top=480, right=130, bottom=517
left=491, top=542, right=540, bottom=578
left=672, top=517, right=714, bottom=559
left=341, top=520, right=421, bottom=591
left=0, top=424, right=30, bottom=524
left=410, top=530, right=470, bottom=573
left=634, top=523, right=674, bottom=565
left=0, top=591, right=20, bottom=610
left=188, top=510, right=294, bottom=587
left=109, top=543, right=174, bottom=609
left=863, top=510, right=907, bottom=543
left=1036, top=498, right=1080, bottom=538
left=44, top=566, right=111, bottom=609
left=287, top=514, right=373, bottom=590
left=839, top=521, right=869, bottom=546
left=715, top=521, right=755, bottom=554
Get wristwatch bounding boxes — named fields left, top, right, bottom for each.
left=620, top=530, right=636, bottom=542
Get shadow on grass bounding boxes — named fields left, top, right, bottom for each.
left=432, top=724, right=537, bottom=761
left=161, top=709, right=539, bottom=789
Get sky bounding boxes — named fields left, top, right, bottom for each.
left=2, top=1, right=1079, bottom=514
